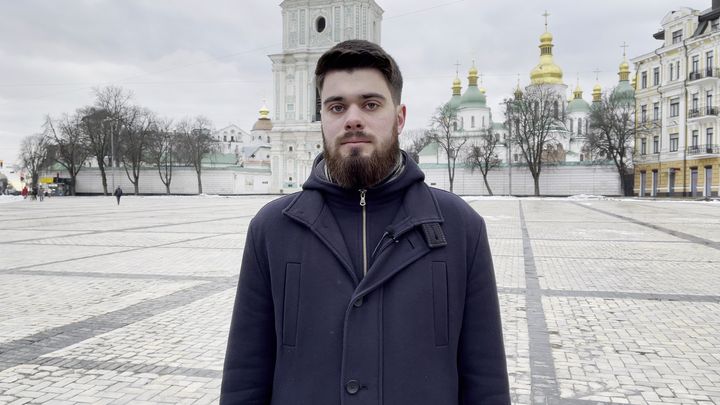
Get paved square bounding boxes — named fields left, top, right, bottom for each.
left=1, top=195, right=719, bottom=404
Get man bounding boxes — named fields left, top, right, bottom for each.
left=114, top=186, right=123, bottom=205
left=221, top=40, right=509, bottom=404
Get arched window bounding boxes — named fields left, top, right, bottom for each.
left=578, top=118, right=583, bottom=135
left=289, top=146, right=293, bottom=152
left=482, top=116, right=485, bottom=128
left=453, top=121, right=457, bottom=131
left=471, top=116, right=475, bottom=128
left=554, top=100, right=559, bottom=118
left=569, top=119, right=574, bottom=133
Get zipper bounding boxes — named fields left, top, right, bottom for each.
left=359, top=189, right=367, bottom=276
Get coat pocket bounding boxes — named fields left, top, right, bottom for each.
left=431, top=262, right=449, bottom=347
left=282, top=262, right=301, bottom=347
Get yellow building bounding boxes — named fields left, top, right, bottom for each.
left=632, top=5, right=720, bottom=197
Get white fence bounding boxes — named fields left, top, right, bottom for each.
left=420, top=163, right=622, bottom=196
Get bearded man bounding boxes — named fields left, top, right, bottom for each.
left=221, top=40, right=510, bottom=405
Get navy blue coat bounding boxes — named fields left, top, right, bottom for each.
left=221, top=157, right=510, bottom=404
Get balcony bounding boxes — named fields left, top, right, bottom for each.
left=688, top=68, right=720, bottom=81
left=687, top=144, right=720, bottom=156
left=687, top=106, right=720, bottom=119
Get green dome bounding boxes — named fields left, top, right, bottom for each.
left=611, top=81, right=635, bottom=106
left=460, top=86, right=487, bottom=108
left=567, top=98, right=590, bottom=114
left=448, top=94, right=462, bottom=109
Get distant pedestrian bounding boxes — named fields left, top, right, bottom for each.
left=38, top=187, right=44, bottom=202
left=113, top=186, right=123, bottom=205
left=21, top=186, right=28, bottom=199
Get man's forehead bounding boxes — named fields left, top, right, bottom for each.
left=321, top=68, right=392, bottom=97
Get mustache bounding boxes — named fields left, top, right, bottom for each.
left=339, top=130, right=370, bottom=141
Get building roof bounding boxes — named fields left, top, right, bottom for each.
left=418, top=142, right=439, bottom=156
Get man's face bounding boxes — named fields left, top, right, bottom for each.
left=320, top=68, right=406, bottom=188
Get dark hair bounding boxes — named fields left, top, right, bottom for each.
left=315, top=40, right=403, bottom=105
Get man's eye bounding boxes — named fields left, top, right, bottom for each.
left=365, top=102, right=379, bottom=110
left=329, top=105, right=345, bottom=113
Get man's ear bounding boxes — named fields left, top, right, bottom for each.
left=396, top=104, right=407, bottom=134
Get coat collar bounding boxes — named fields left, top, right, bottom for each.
left=283, top=179, right=445, bottom=290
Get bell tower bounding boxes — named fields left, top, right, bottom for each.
left=268, top=0, right=384, bottom=193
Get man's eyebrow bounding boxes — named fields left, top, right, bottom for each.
left=323, top=96, right=344, bottom=105
left=323, top=93, right=387, bottom=106
left=361, top=93, right=386, bottom=100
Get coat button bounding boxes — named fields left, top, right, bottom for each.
left=345, top=380, right=360, bottom=394
left=353, top=297, right=363, bottom=307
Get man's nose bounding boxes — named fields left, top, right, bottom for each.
left=344, top=105, right=364, bottom=131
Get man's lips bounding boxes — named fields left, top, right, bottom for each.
left=341, top=138, right=371, bottom=145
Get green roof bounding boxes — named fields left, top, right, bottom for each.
left=459, top=86, right=486, bottom=108
left=448, top=94, right=462, bottom=109
left=418, top=142, right=439, bottom=156
left=201, top=153, right=237, bottom=166
left=611, top=81, right=635, bottom=106
left=567, top=98, right=590, bottom=114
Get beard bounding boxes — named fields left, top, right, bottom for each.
left=323, top=121, right=400, bottom=189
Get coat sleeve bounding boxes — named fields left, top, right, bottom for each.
left=220, top=223, right=276, bottom=405
left=458, top=216, right=511, bottom=404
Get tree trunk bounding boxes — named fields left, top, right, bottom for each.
left=98, top=164, right=108, bottom=196
left=533, top=174, right=540, bottom=196
left=196, top=169, right=203, bottom=194
left=482, top=174, right=493, bottom=196
left=166, top=183, right=171, bottom=195
left=70, top=175, right=77, bottom=196
left=134, top=181, right=139, bottom=195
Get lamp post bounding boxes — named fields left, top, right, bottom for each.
left=505, top=138, right=513, bottom=196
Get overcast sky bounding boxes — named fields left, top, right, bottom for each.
left=0, top=0, right=713, bottom=166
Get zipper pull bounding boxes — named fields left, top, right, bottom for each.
left=359, top=189, right=367, bottom=207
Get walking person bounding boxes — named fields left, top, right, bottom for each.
left=113, top=186, right=123, bottom=205
left=221, top=40, right=510, bottom=404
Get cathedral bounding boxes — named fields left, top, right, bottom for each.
left=421, top=17, right=635, bottom=168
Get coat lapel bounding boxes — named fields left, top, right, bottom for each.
left=283, top=190, right=360, bottom=285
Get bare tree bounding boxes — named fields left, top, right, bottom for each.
left=44, top=111, right=92, bottom=196
left=428, top=103, right=467, bottom=193
left=118, top=106, right=155, bottom=195
left=90, top=86, right=133, bottom=194
left=80, top=107, right=112, bottom=195
left=400, top=128, right=432, bottom=163
left=177, top=116, right=216, bottom=194
left=466, top=130, right=501, bottom=196
left=18, top=133, right=50, bottom=188
left=146, top=118, right=176, bottom=194
left=504, top=85, right=566, bottom=196
left=588, top=90, right=635, bottom=196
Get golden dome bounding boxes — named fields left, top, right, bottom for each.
left=259, top=103, right=270, bottom=119
left=573, top=84, right=583, bottom=99
left=618, top=59, right=631, bottom=82
left=452, top=76, right=462, bottom=96
left=530, top=30, right=564, bottom=85
left=479, top=87, right=486, bottom=95
left=592, top=83, right=602, bottom=102
left=540, top=31, right=553, bottom=43
left=468, top=63, right=479, bottom=86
